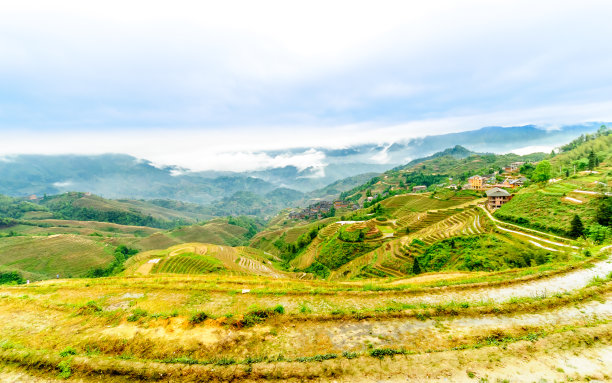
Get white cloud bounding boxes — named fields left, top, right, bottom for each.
left=1, top=1, right=612, bottom=172
left=370, top=145, right=391, bottom=164
left=510, top=145, right=555, bottom=156
left=52, top=181, right=73, bottom=188
left=0, top=100, right=611, bottom=172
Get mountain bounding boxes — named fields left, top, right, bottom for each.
left=0, top=154, right=276, bottom=204
left=201, top=188, right=305, bottom=218
left=0, top=123, right=605, bottom=205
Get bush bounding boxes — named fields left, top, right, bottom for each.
left=235, top=305, right=285, bottom=327
left=0, top=271, right=24, bottom=285
left=77, top=301, right=102, bottom=315
left=369, top=347, right=406, bottom=359
left=127, top=308, right=148, bottom=322
left=190, top=311, right=209, bottom=324
left=59, top=347, right=77, bottom=357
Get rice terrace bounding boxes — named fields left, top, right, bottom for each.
left=2, top=2, right=612, bottom=382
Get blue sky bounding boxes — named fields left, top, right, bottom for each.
left=1, top=1, right=612, bottom=170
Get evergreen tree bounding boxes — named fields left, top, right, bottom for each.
left=588, top=150, right=597, bottom=170
left=412, top=258, right=422, bottom=274
left=595, top=196, right=611, bottom=227
left=569, top=215, right=585, bottom=238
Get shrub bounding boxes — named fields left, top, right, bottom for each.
left=236, top=305, right=285, bottom=327
left=342, top=351, right=359, bottom=359
left=190, top=311, right=209, bottom=324
left=77, top=301, right=102, bottom=315
left=127, top=308, right=148, bottom=322
left=57, top=360, right=72, bottom=379
left=0, top=271, right=24, bottom=285
left=59, top=347, right=77, bottom=357
left=369, top=347, right=406, bottom=359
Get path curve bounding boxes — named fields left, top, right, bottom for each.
left=478, top=205, right=573, bottom=243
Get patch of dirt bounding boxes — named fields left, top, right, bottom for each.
left=135, top=262, right=154, bottom=275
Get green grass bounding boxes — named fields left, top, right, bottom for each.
left=494, top=191, right=598, bottom=235
left=417, top=234, right=563, bottom=272
left=0, top=235, right=114, bottom=280
left=168, top=221, right=250, bottom=246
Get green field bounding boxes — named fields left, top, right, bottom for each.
left=0, top=235, right=114, bottom=280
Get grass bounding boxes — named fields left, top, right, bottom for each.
left=0, top=250, right=609, bottom=381
left=0, top=235, right=114, bottom=280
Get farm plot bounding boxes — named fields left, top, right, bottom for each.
left=152, top=253, right=224, bottom=275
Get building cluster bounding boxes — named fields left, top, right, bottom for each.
left=462, top=161, right=533, bottom=209
left=466, top=175, right=528, bottom=191
left=288, top=200, right=359, bottom=220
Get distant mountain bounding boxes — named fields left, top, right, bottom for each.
left=0, top=154, right=275, bottom=204
left=0, top=123, right=605, bottom=206
left=201, top=188, right=305, bottom=218
left=307, top=172, right=381, bottom=202
left=397, top=145, right=475, bottom=170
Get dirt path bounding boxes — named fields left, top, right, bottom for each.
left=322, top=294, right=612, bottom=350
left=478, top=205, right=573, bottom=243
left=411, top=255, right=612, bottom=304
left=496, top=225, right=578, bottom=249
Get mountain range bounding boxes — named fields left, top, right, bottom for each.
left=0, top=123, right=604, bottom=206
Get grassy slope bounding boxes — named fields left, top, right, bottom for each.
left=494, top=133, right=612, bottom=236
left=0, top=217, right=259, bottom=280
left=0, top=235, right=114, bottom=280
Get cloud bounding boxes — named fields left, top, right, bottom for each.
left=1, top=1, right=612, bottom=172
left=0, top=101, right=611, bottom=172
left=370, top=145, right=391, bottom=164
left=0, top=1, right=612, bottom=130
left=52, top=181, right=73, bottom=188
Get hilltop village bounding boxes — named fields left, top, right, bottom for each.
left=290, top=160, right=535, bottom=220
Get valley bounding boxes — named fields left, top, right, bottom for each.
left=0, top=127, right=611, bottom=381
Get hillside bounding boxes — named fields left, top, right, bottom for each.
left=306, top=172, right=380, bottom=202
left=247, top=128, right=612, bottom=281
left=494, top=129, right=612, bottom=237
left=1, top=129, right=611, bottom=382
left=0, top=234, right=115, bottom=280
left=0, top=153, right=277, bottom=204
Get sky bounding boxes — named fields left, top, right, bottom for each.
left=1, top=1, right=612, bottom=171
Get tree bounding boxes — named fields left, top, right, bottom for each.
left=569, top=215, right=585, bottom=238
left=519, top=163, right=536, bottom=178
left=595, top=196, right=611, bottom=227
left=412, top=258, right=422, bottom=274
left=531, top=160, right=551, bottom=182
left=588, top=150, right=597, bottom=170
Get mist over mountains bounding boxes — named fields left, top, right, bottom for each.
left=0, top=123, right=604, bottom=204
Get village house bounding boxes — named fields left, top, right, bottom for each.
left=333, top=200, right=349, bottom=209
left=467, top=175, right=488, bottom=190
left=510, top=162, right=525, bottom=171
left=486, top=187, right=512, bottom=209
left=412, top=185, right=427, bottom=192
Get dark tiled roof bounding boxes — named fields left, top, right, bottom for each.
left=486, top=187, right=511, bottom=197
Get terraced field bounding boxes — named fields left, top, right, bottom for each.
left=0, top=234, right=114, bottom=280
left=0, top=246, right=610, bottom=382
left=128, top=243, right=298, bottom=279
left=152, top=253, right=224, bottom=274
